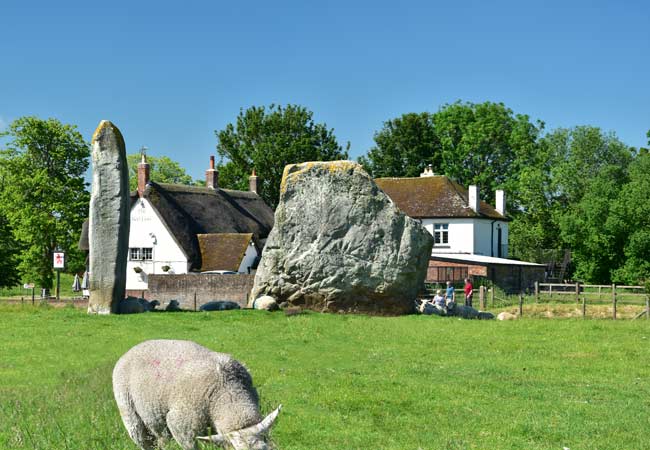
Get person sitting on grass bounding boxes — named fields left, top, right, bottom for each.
left=432, top=289, right=447, bottom=315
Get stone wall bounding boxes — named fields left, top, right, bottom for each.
left=146, top=274, right=255, bottom=310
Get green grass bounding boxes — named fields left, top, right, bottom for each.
left=0, top=273, right=80, bottom=299
left=1, top=305, right=649, bottom=449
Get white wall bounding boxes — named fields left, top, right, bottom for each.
left=421, top=218, right=475, bottom=254
left=237, top=242, right=259, bottom=274
left=126, top=198, right=188, bottom=290
left=421, top=217, right=509, bottom=256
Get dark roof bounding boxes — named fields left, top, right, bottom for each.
left=375, top=176, right=507, bottom=220
left=78, top=183, right=274, bottom=270
left=197, top=233, right=253, bottom=272
left=141, top=182, right=273, bottom=271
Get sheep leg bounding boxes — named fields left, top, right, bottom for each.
left=114, top=393, right=157, bottom=450
left=166, top=409, right=202, bottom=450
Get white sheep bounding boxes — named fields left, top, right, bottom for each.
left=112, top=340, right=281, bottom=450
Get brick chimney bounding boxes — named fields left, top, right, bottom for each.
left=137, top=153, right=150, bottom=197
left=249, top=168, right=258, bottom=194
left=206, top=156, right=218, bottom=189
left=468, top=185, right=480, bottom=213
left=495, top=190, right=506, bottom=216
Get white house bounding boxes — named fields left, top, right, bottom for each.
left=81, top=155, right=274, bottom=295
left=375, top=166, right=509, bottom=258
left=375, top=166, right=544, bottom=292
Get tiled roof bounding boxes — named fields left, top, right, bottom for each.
left=197, top=233, right=253, bottom=272
left=375, top=176, right=507, bottom=220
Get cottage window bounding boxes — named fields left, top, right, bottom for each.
left=129, top=248, right=141, bottom=260
left=142, top=248, right=153, bottom=260
left=434, top=224, right=449, bottom=245
left=129, top=247, right=153, bottom=260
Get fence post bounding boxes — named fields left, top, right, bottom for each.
left=519, top=294, right=523, bottom=317
left=646, top=296, right=649, bottom=320
left=575, top=282, right=580, bottom=304
left=491, top=284, right=495, bottom=307
left=479, top=286, right=485, bottom=310
left=612, top=283, right=617, bottom=320
left=582, top=296, right=586, bottom=318
left=549, top=284, right=553, bottom=300
left=535, top=281, right=539, bottom=303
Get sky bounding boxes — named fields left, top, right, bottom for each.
left=1, top=0, right=648, bottom=181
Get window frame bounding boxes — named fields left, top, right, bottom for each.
left=433, top=223, right=449, bottom=246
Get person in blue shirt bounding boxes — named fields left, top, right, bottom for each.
left=445, top=281, right=455, bottom=307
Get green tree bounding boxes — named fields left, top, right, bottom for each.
left=216, top=104, right=349, bottom=208
left=126, top=153, right=195, bottom=191
left=0, top=213, right=20, bottom=288
left=0, top=117, right=90, bottom=290
left=360, top=112, right=438, bottom=178
left=360, top=101, right=543, bottom=204
left=610, top=152, right=650, bottom=283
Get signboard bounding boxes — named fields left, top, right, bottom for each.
left=24, top=283, right=35, bottom=289
left=53, top=252, right=65, bottom=269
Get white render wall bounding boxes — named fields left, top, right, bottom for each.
left=126, top=198, right=188, bottom=290
left=421, top=217, right=509, bottom=256
left=237, top=243, right=259, bottom=274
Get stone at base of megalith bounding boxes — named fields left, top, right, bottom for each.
left=250, top=161, right=434, bottom=315
left=88, top=120, right=130, bottom=314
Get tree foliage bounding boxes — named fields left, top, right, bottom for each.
left=0, top=117, right=89, bottom=289
left=126, top=153, right=195, bottom=191
left=360, top=101, right=543, bottom=204
left=0, top=214, right=20, bottom=288
left=216, top=104, right=349, bottom=208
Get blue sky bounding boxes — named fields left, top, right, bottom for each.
left=1, top=0, right=648, bottom=181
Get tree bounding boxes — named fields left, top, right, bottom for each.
left=360, top=112, right=438, bottom=178
left=360, top=101, right=543, bottom=204
left=0, top=117, right=90, bottom=290
left=0, top=213, right=20, bottom=288
left=216, top=104, right=349, bottom=208
left=126, top=153, right=196, bottom=191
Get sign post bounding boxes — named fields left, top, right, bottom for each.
left=23, top=283, right=35, bottom=305
left=53, top=251, right=65, bottom=301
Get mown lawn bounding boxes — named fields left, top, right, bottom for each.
left=0, top=304, right=648, bottom=450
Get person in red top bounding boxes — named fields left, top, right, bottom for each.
left=463, top=278, right=473, bottom=307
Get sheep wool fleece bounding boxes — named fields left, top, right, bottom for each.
left=113, top=339, right=262, bottom=450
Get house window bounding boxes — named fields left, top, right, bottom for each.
left=434, top=224, right=449, bottom=245
left=129, top=247, right=153, bottom=260
left=129, top=248, right=141, bottom=260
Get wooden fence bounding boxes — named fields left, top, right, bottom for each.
left=479, top=282, right=649, bottom=320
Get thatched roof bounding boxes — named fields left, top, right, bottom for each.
left=197, top=233, right=253, bottom=272
left=375, top=176, right=507, bottom=220
left=78, top=183, right=274, bottom=271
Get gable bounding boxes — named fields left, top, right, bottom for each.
left=375, top=176, right=507, bottom=220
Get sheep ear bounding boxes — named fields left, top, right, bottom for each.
left=197, top=433, right=226, bottom=444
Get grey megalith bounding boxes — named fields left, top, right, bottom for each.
left=250, top=161, right=433, bottom=315
left=88, top=120, right=130, bottom=314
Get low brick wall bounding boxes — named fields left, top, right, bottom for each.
left=146, top=274, right=255, bottom=310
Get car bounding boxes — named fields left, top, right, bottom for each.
left=200, top=270, right=238, bottom=275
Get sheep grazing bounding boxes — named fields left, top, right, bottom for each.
left=112, top=340, right=281, bottom=450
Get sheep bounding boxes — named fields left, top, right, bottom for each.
left=117, top=297, right=160, bottom=314
left=112, top=340, right=281, bottom=450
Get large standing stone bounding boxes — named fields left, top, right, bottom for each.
left=250, top=161, right=433, bottom=314
left=88, top=121, right=130, bottom=314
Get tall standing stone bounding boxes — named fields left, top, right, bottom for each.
left=88, top=121, right=130, bottom=314
left=250, top=161, right=433, bottom=315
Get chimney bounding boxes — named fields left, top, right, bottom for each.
left=249, top=168, right=258, bottom=194
left=495, top=190, right=506, bottom=216
left=137, top=153, right=150, bottom=197
left=468, top=185, right=480, bottom=213
left=420, top=164, right=435, bottom=177
left=206, top=156, right=218, bottom=189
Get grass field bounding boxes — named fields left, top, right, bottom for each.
left=1, top=304, right=649, bottom=450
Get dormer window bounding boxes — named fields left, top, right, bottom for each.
left=434, top=224, right=449, bottom=245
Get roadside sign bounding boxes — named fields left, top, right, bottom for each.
left=53, top=252, right=65, bottom=269
left=23, top=283, right=35, bottom=289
